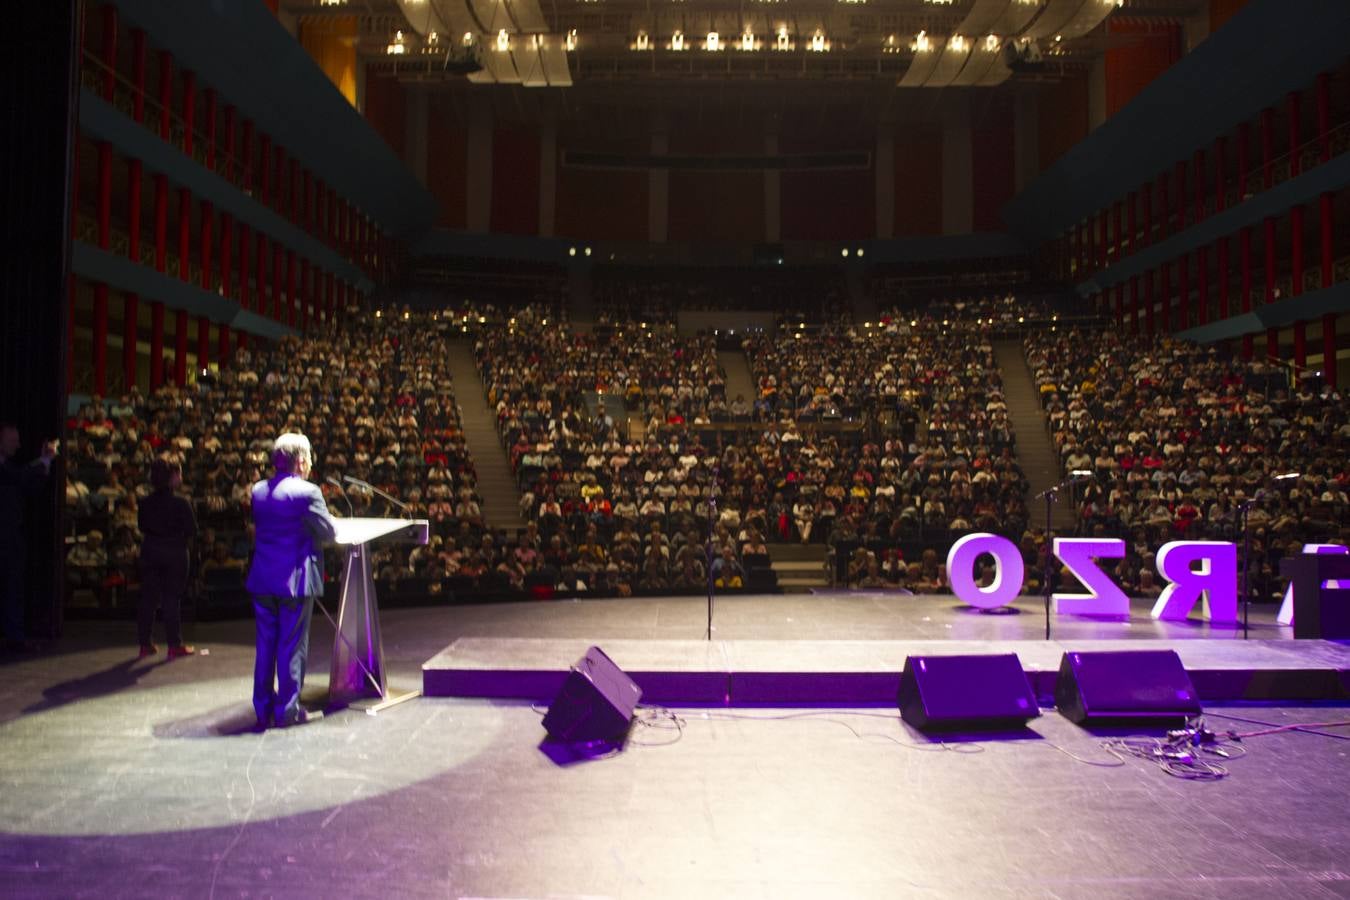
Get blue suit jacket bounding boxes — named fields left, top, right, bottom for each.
left=246, top=474, right=337, bottom=598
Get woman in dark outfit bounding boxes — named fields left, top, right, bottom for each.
left=137, top=458, right=197, bottom=658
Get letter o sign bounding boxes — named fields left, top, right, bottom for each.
left=946, top=532, right=1024, bottom=609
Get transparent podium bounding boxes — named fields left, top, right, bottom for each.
left=329, top=517, right=429, bottom=712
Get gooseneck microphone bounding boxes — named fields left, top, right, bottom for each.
left=325, top=475, right=355, bottom=517
left=343, top=474, right=412, bottom=518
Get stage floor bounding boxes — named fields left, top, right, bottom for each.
left=2, top=594, right=1349, bottom=898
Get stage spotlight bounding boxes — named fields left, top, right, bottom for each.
left=568, top=247, right=577, bottom=257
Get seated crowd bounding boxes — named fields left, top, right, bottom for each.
left=63, top=312, right=482, bottom=604
left=477, top=307, right=1031, bottom=595
left=1027, top=329, right=1349, bottom=600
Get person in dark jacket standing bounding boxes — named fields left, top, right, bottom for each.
left=247, top=432, right=336, bottom=729
left=137, top=458, right=197, bottom=658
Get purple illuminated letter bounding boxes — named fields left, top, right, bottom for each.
left=1277, top=544, right=1348, bottom=626
left=946, top=532, right=1023, bottom=609
left=1052, top=538, right=1129, bottom=616
left=1150, top=541, right=1238, bottom=624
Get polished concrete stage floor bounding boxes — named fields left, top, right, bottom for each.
left=2, top=592, right=1349, bottom=899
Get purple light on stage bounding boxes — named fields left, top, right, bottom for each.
left=947, top=533, right=1023, bottom=610
left=1052, top=538, right=1129, bottom=617
left=1151, top=541, right=1238, bottom=624
left=1278, top=543, right=1347, bottom=626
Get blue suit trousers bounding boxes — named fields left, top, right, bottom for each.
left=253, top=594, right=314, bottom=726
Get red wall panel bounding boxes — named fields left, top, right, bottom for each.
left=779, top=125, right=872, bottom=241
left=1038, top=77, right=1089, bottom=172
left=362, top=72, right=405, bottom=159
left=490, top=127, right=540, bottom=235
left=556, top=136, right=648, bottom=241
left=1105, top=20, right=1183, bottom=117
left=893, top=126, right=943, bottom=237
left=667, top=124, right=764, bottom=243
left=972, top=100, right=1015, bottom=232
left=426, top=103, right=466, bottom=229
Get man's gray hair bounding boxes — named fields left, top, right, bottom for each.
left=271, top=432, right=313, bottom=472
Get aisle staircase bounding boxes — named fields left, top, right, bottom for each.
left=771, top=542, right=830, bottom=593
left=718, top=350, right=757, bottom=408
left=446, top=339, right=526, bottom=533
left=993, top=338, right=1077, bottom=532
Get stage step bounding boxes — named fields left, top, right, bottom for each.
left=769, top=544, right=829, bottom=592
left=423, top=636, right=1350, bottom=706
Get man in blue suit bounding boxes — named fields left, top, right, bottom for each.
left=247, top=432, right=336, bottom=728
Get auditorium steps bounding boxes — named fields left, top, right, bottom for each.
left=770, top=542, right=829, bottom=592
left=993, top=338, right=1078, bottom=533
left=446, top=338, right=527, bottom=534
left=718, top=350, right=757, bottom=409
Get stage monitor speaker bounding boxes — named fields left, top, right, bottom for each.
left=542, top=646, right=642, bottom=743
left=1055, top=650, right=1201, bottom=725
left=898, top=654, right=1039, bottom=731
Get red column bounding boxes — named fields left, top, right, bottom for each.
left=152, top=173, right=168, bottom=387
left=1144, top=270, right=1156, bottom=335
left=1239, top=228, right=1253, bottom=359
left=300, top=259, right=311, bottom=331
left=259, top=134, right=272, bottom=205
left=1126, top=192, right=1137, bottom=257
left=1216, top=235, right=1230, bottom=321
left=1323, top=314, right=1337, bottom=388
left=125, top=158, right=142, bottom=391
left=181, top=71, right=196, bottom=156
left=290, top=158, right=300, bottom=223
left=1194, top=150, right=1207, bottom=325
left=222, top=105, right=236, bottom=184
left=1214, top=137, right=1227, bottom=214
left=131, top=27, right=147, bottom=117
left=1113, top=285, right=1123, bottom=329
left=1141, top=186, right=1152, bottom=248
left=1158, top=173, right=1169, bottom=238
left=1319, top=57, right=1337, bottom=384
left=1177, top=255, right=1189, bottom=331
left=1263, top=224, right=1276, bottom=360
left=1096, top=210, right=1107, bottom=271
left=272, top=243, right=284, bottom=320
left=326, top=186, right=337, bottom=246
left=203, top=88, right=217, bottom=171
left=1289, top=90, right=1306, bottom=368
left=177, top=188, right=191, bottom=281
left=150, top=303, right=165, bottom=390
left=1159, top=262, right=1172, bottom=331
left=200, top=202, right=214, bottom=291
left=258, top=232, right=271, bottom=317
left=197, top=316, right=210, bottom=371
left=274, top=146, right=286, bottom=215
left=94, top=136, right=113, bottom=396
left=238, top=223, right=252, bottom=312
left=242, top=120, right=255, bottom=193
left=157, top=51, right=172, bottom=140
left=1129, top=275, right=1140, bottom=335
left=286, top=250, right=297, bottom=327
left=324, top=271, right=334, bottom=324
left=1174, top=161, right=1186, bottom=232
left=174, top=311, right=188, bottom=385
left=100, top=5, right=118, bottom=97
left=1260, top=105, right=1278, bottom=358
left=125, top=28, right=147, bottom=391
left=219, top=214, right=233, bottom=298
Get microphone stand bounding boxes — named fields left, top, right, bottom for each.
left=344, top=475, right=412, bottom=519
left=705, top=462, right=719, bottom=642
left=1033, top=471, right=1092, bottom=641
left=326, top=475, right=354, bottom=517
